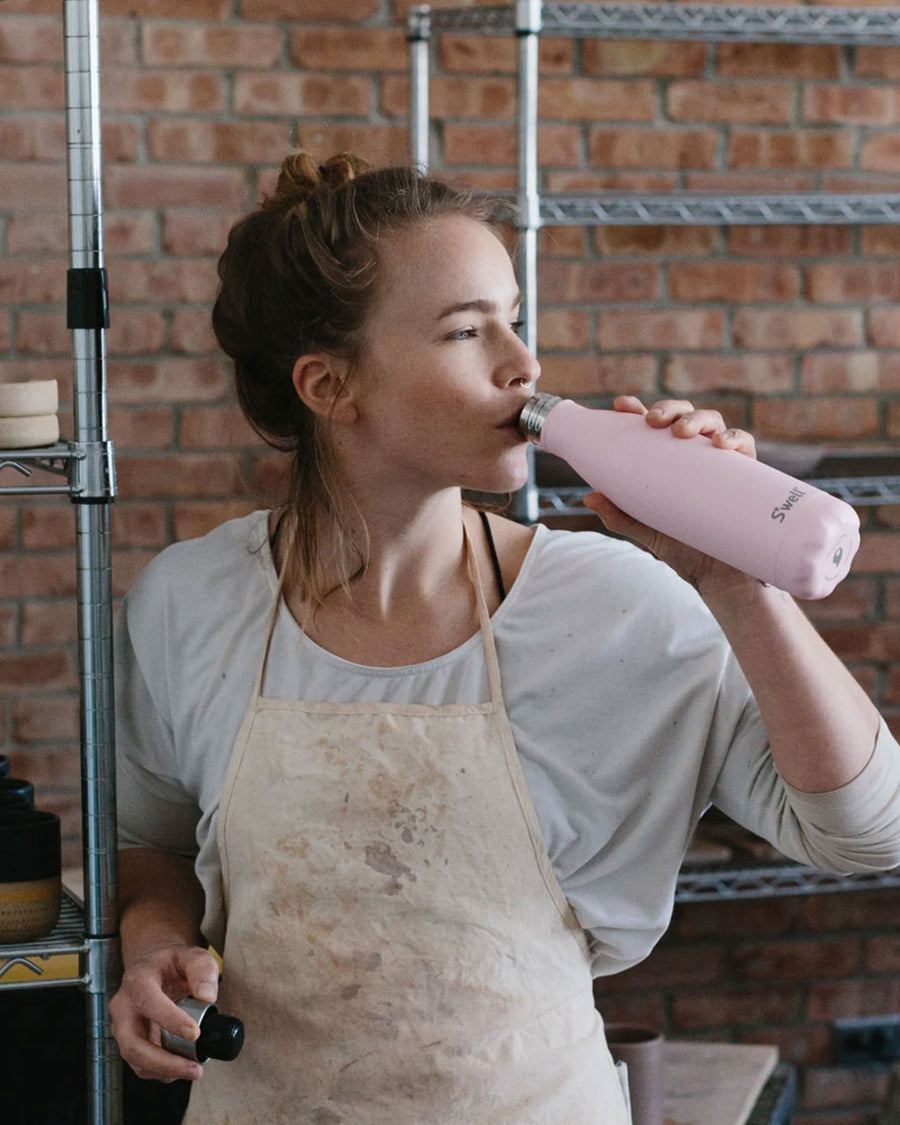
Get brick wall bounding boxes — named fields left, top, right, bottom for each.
left=1, top=1, right=899, bottom=1120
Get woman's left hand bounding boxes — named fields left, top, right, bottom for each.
left=582, top=396, right=758, bottom=593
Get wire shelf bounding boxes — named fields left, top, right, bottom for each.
left=676, top=862, right=900, bottom=902
left=411, top=2, right=900, bottom=45
left=0, top=893, right=88, bottom=990
left=539, top=193, right=900, bottom=227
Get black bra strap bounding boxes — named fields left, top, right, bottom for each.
left=479, top=509, right=506, bottom=602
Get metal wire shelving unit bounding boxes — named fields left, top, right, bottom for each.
left=0, top=0, right=120, bottom=1121
left=408, top=1, right=900, bottom=902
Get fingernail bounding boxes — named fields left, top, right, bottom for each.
left=182, top=1022, right=199, bottom=1040
left=190, top=1065, right=204, bottom=1081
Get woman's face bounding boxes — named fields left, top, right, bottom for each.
left=343, top=214, right=541, bottom=496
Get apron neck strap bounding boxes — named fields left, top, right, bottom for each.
left=253, top=518, right=505, bottom=708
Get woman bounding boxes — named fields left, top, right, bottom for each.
left=110, top=153, right=900, bottom=1124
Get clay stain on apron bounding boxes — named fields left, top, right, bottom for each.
left=364, top=842, right=416, bottom=893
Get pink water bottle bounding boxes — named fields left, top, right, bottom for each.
left=518, top=393, right=860, bottom=600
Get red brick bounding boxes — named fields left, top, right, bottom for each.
left=802, top=352, right=900, bottom=394
left=717, top=42, right=840, bottom=79
left=162, top=212, right=235, bottom=257
left=0, top=555, right=75, bottom=597
left=732, top=938, right=861, bottom=982
left=733, top=310, right=863, bottom=350
left=143, top=23, right=283, bottom=67
left=728, top=226, right=852, bottom=257
left=804, top=85, right=897, bottom=125
left=665, top=354, right=793, bottom=396
left=0, top=17, right=62, bottom=62
left=536, top=354, right=658, bottom=399
left=0, top=605, right=16, bottom=648
left=179, top=404, right=258, bottom=449
left=107, top=359, right=228, bottom=404
left=148, top=120, right=293, bottom=164
left=290, top=27, right=407, bottom=72
left=687, top=170, right=816, bottom=192
left=594, top=226, right=719, bottom=256
left=752, top=397, right=878, bottom=442
left=294, top=123, right=410, bottom=168
left=20, top=600, right=77, bottom=646
left=672, top=985, right=800, bottom=1032
left=668, top=81, right=792, bottom=124
left=855, top=45, right=900, bottom=80
left=868, top=308, right=900, bottom=348
left=173, top=500, right=262, bottom=542
left=540, top=228, right=589, bottom=258
left=0, top=66, right=63, bottom=110
left=105, top=165, right=247, bottom=210
left=108, top=407, right=175, bottom=450
left=101, top=68, right=224, bottom=114
left=115, top=453, right=244, bottom=498
left=535, top=309, right=590, bottom=351
left=817, top=621, right=900, bottom=663
left=867, top=936, right=900, bottom=973
left=110, top=259, right=218, bottom=304
left=109, top=504, right=169, bottom=548
left=235, top=72, right=372, bottom=117
left=381, top=74, right=515, bottom=121
left=11, top=700, right=79, bottom=745
left=21, top=504, right=74, bottom=550
left=850, top=533, right=900, bottom=577
left=598, top=310, right=725, bottom=351
left=539, top=78, right=656, bottom=122
left=169, top=310, right=217, bottom=356
left=0, top=163, right=67, bottom=212
left=669, top=262, right=799, bottom=303
left=102, top=0, right=228, bottom=13
left=538, top=261, right=658, bottom=304
left=0, top=650, right=75, bottom=692
left=443, top=124, right=580, bottom=167
left=241, top=0, right=377, bottom=18
left=0, top=116, right=65, bottom=160
left=807, top=977, right=900, bottom=1021
left=9, top=211, right=153, bottom=256
left=439, top=36, right=573, bottom=76
left=728, top=130, right=852, bottom=170
left=588, top=128, right=717, bottom=170
left=862, top=226, right=900, bottom=257
left=0, top=507, right=16, bottom=551
left=861, top=134, right=900, bottom=173
left=16, top=310, right=68, bottom=356
left=806, top=262, right=900, bottom=303
left=583, top=39, right=706, bottom=77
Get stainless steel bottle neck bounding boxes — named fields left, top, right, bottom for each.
left=518, top=393, right=562, bottom=444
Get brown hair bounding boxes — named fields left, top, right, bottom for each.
left=212, top=151, right=513, bottom=609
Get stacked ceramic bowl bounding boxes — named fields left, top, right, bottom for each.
left=0, top=755, right=62, bottom=943
left=0, top=380, right=60, bottom=448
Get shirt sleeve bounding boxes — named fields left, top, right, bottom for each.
left=711, top=710, right=900, bottom=874
left=115, top=585, right=201, bottom=859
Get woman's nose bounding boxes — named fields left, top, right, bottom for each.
left=498, top=331, right=541, bottom=387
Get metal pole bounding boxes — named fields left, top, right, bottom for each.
left=514, top=0, right=542, bottom=523
left=63, top=0, right=121, bottom=1121
left=408, top=6, right=432, bottom=169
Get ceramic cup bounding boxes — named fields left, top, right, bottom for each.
left=605, top=1023, right=664, bottom=1125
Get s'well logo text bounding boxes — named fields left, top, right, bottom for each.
left=771, top=486, right=807, bottom=523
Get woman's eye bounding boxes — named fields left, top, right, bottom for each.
left=449, top=327, right=477, bottom=340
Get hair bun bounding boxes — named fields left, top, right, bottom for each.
left=265, top=151, right=371, bottom=210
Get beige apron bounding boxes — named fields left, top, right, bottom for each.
left=183, top=528, right=629, bottom=1125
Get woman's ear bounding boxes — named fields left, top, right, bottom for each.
left=291, top=354, right=357, bottom=425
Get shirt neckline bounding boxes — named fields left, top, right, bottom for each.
left=251, top=511, right=546, bottom=677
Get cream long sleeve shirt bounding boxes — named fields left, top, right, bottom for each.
left=115, top=511, right=900, bottom=973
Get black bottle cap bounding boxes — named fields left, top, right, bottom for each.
left=0, top=778, right=36, bottom=812
left=197, top=1010, right=244, bottom=1063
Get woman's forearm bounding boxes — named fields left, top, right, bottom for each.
left=698, top=573, right=881, bottom=793
left=118, top=847, right=207, bottom=965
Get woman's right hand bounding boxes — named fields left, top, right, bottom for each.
left=110, top=941, right=220, bottom=1083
